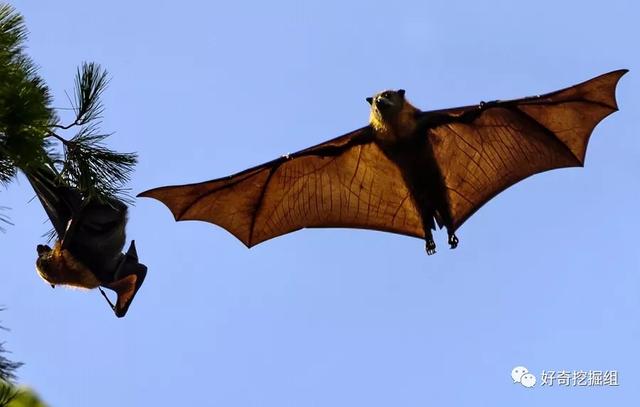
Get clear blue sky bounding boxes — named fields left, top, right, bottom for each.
left=2, top=0, right=639, bottom=405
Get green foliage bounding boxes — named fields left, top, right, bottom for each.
left=0, top=381, right=17, bottom=407
left=0, top=206, right=11, bottom=232
left=61, top=127, right=138, bottom=202
left=0, top=380, right=17, bottom=407
left=0, top=310, right=21, bottom=382
left=53, top=63, right=137, bottom=202
left=0, top=4, right=56, bottom=183
left=72, top=62, right=108, bottom=127
left=0, top=3, right=138, bottom=219
left=0, top=346, right=21, bottom=384
left=0, top=382, right=47, bottom=407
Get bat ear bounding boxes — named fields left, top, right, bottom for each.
left=397, top=89, right=406, bottom=98
left=366, top=97, right=373, bottom=105
left=126, top=240, right=139, bottom=261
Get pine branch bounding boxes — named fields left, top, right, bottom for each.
left=0, top=206, right=12, bottom=233
left=55, top=126, right=137, bottom=202
left=74, top=62, right=108, bottom=126
left=0, top=309, right=21, bottom=383
left=0, top=347, right=20, bottom=382
left=0, top=4, right=56, bottom=175
left=44, top=62, right=138, bottom=202
left=52, top=62, right=108, bottom=130
left=0, top=154, right=15, bottom=185
left=0, top=4, right=28, bottom=58
left=1, top=5, right=138, bottom=223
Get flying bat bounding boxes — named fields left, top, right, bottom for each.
left=139, top=70, right=627, bottom=254
left=28, top=168, right=147, bottom=317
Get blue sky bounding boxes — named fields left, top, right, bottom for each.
left=2, top=0, right=639, bottom=405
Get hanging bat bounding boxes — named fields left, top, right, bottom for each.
left=139, top=70, right=627, bottom=254
left=28, top=168, right=147, bottom=317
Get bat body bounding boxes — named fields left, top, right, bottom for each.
left=29, top=169, right=147, bottom=317
left=367, top=89, right=463, bottom=253
left=140, top=70, right=627, bottom=254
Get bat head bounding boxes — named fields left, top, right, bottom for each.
left=37, top=244, right=52, bottom=256
left=35, top=244, right=56, bottom=286
left=34, top=242, right=101, bottom=289
left=366, top=89, right=406, bottom=117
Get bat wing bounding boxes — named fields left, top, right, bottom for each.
left=27, top=168, right=126, bottom=262
left=26, top=168, right=81, bottom=237
left=423, top=69, right=627, bottom=231
left=139, top=127, right=426, bottom=247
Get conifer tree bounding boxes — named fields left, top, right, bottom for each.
left=1, top=4, right=137, bottom=230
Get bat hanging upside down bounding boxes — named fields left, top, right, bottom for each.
left=140, top=70, right=627, bottom=254
left=28, top=169, right=147, bottom=317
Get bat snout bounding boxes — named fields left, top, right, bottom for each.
left=375, top=97, right=392, bottom=110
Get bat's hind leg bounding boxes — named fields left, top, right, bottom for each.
left=448, top=232, right=459, bottom=249
left=103, top=241, right=148, bottom=318
left=425, top=230, right=437, bottom=255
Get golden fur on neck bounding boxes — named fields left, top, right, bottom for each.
left=369, top=97, right=419, bottom=145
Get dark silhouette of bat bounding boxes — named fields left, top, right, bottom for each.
left=139, top=70, right=626, bottom=254
left=28, top=168, right=147, bottom=317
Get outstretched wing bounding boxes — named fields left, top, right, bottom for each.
left=139, top=128, right=426, bottom=247
left=423, top=69, right=627, bottom=231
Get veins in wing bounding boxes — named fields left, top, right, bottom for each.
left=447, top=186, right=474, bottom=205
left=176, top=168, right=260, bottom=220
left=444, top=125, right=493, bottom=189
left=248, top=165, right=278, bottom=245
left=178, top=130, right=374, bottom=223
left=248, top=133, right=376, bottom=244
left=391, top=193, right=411, bottom=223
left=347, top=146, right=365, bottom=211
left=249, top=154, right=342, bottom=244
left=508, top=106, right=583, bottom=164
left=441, top=108, right=562, bottom=201
left=252, top=143, right=403, bottom=241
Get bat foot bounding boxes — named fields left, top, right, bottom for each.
left=448, top=233, right=459, bottom=249
left=425, top=239, right=437, bottom=255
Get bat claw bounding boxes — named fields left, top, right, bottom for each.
left=479, top=100, right=499, bottom=110
left=425, top=240, right=437, bottom=255
left=448, top=233, right=459, bottom=249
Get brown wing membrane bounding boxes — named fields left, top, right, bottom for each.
left=427, top=69, right=627, bottom=231
left=139, top=128, right=425, bottom=247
